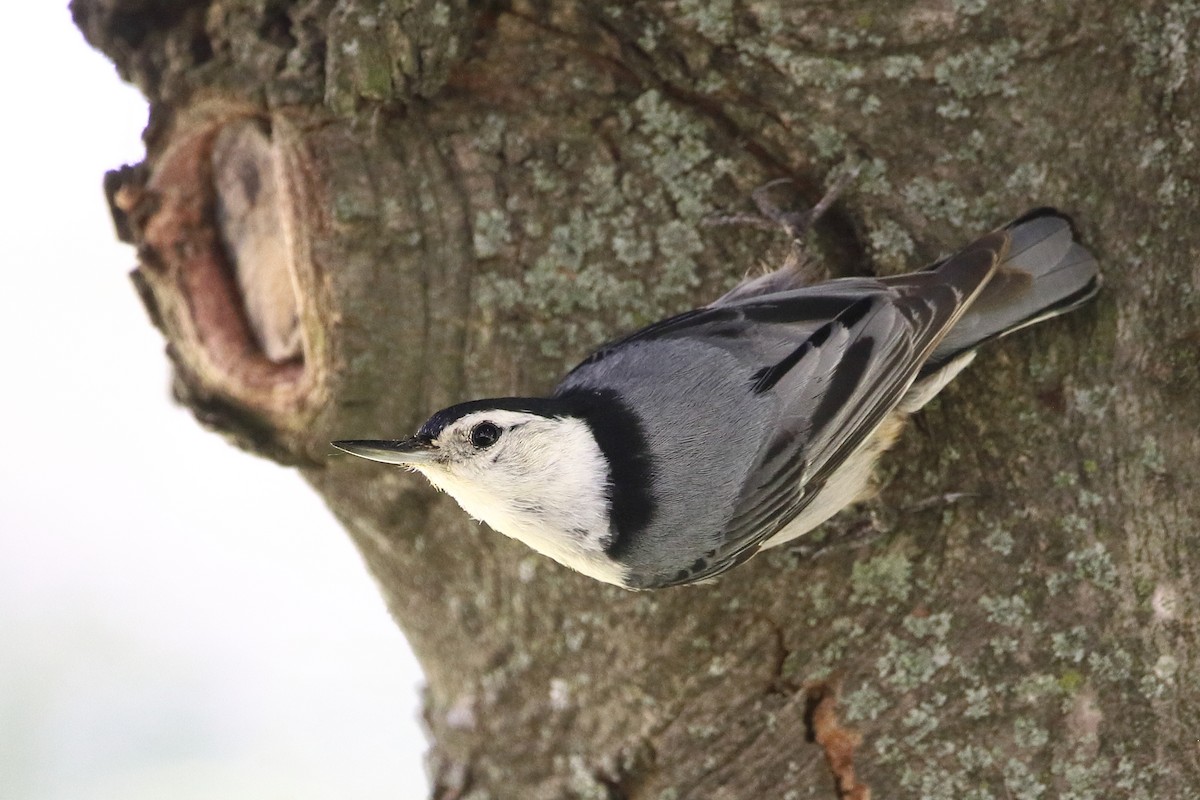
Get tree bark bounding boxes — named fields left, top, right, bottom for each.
left=76, top=0, right=1200, bottom=797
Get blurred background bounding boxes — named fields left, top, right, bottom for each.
left=0, top=6, right=428, bottom=798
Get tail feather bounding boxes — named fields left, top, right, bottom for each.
left=926, top=209, right=1100, bottom=370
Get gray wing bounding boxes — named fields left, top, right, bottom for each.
left=655, top=231, right=1006, bottom=586
left=562, top=281, right=882, bottom=381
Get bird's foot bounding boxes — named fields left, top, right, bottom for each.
left=704, top=170, right=857, bottom=270
left=700, top=169, right=854, bottom=237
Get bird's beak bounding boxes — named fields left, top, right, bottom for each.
left=331, top=438, right=439, bottom=466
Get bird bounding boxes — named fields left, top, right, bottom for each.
left=333, top=188, right=1100, bottom=590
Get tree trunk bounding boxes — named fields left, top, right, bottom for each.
left=75, top=1, right=1200, bottom=797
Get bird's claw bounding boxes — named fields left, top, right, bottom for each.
left=706, top=171, right=856, bottom=239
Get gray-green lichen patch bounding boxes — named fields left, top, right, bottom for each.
left=902, top=177, right=972, bottom=229
left=866, top=217, right=916, bottom=272
left=677, top=0, right=735, bottom=44
left=876, top=624, right=952, bottom=691
left=932, top=40, right=1022, bottom=101
left=880, top=54, right=925, bottom=83
left=808, top=123, right=847, bottom=161
left=841, top=682, right=890, bottom=722
left=1127, top=1, right=1200, bottom=112
left=1139, top=434, right=1167, bottom=475
left=473, top=208, right=513, bottom=259
left=849, top=550, right=912, bottom=608
left=761, top=48, right=867, bottom=94
left=963, top=686, right=992, bottom=719
left=952, top=0, right=990, bottom=17
left=1066, top=543, right=1118, bottom=590
left=566, top=753, right=611, bottom=799
left=1050, top=626, right=1089, bottom=664
left=1139, top=654, right=1180, bottom=700
left=979, top=594, right=1031, bottom=628
left=983, top=527, right=1015, bottom=555
left=1002, top=757, right=1046, bottom=800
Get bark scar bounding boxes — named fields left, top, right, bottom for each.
left=105, top=100, right=329, bottom=463
left=804, top=680, right=871, bottom=800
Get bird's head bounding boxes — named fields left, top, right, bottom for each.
left=333, top=398, right=630, bottom=585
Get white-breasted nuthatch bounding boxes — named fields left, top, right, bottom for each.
left=334, top=201, right=1099, bottom=589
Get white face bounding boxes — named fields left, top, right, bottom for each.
left=411, top=410, right=630, bottom=586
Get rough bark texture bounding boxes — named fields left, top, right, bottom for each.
left=77, top=1, right=1200, bottom=797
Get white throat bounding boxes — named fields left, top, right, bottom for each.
left=418, top=412, right=631, bottom=587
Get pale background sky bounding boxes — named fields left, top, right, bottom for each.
left=0, top=7, right=428, bottom=798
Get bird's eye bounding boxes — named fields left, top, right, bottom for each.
left=470, top=422, right=501, bottom=449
